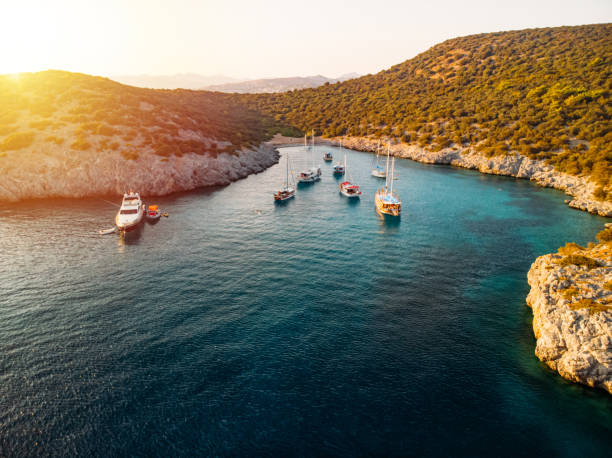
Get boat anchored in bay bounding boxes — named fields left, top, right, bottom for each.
left=339, top=180, right=362, bottom=198
left=338, top=141, right=361, bottom=198
left=274, top=151, right=296, bottom=201
left=297, top=131, right=322, bottom=183
left=374, top=145, right=401, bottom=216
left=115, top=191, right=145, bottom=231
left=371, top=140, right=386, bottom=178
left=146, top=204, right=162, bottom=221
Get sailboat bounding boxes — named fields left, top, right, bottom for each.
left=372, top=141, right=387, bottom=178
left=297, top=130, right=322, bottom=183
left=274, top=151, right=296, bottom=201
left=371, top=140, right=386, bottom=178
left=374, top=144, right=401, bottom=216
left=333, top=140, right=345, bottom=175
left=339, top=145, right=361, bottom=198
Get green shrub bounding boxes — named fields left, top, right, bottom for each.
left=45, top=135, right=64, bottom=145
left=568, top=298, right=610, bottom=314
left=0, top=131, right=35, bottom=151
left=120, top=150, right=139, bottom=160
left=558, top=242, right=584, bottom=255
left=558, top=254, right=602, bottom=269
left=596, top=227, right=612, bottom=243
left=96, top=124, right=117, bottom=136
left=560, top=287, right=579, bottom=300
left=70, top=137, right=91, bottom=151
left=155, top=144, right=177, bottom=157
left=29, top=119, right=53, bottom=129
left=0, top=125, right=16, bottom=136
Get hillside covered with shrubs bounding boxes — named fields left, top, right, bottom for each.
left=245, top=24, right=611, bottom=193
left=0, top=70, right=279, bottom=162
left=0, top=24, right=609, bottom=199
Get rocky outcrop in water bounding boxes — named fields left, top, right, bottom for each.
left=0, top=144, right=278, bottom=202
left=337, top=137, right=612, bottom=218
left=526, top=237, right=612, bottom=394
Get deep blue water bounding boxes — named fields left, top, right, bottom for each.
left=1, top=146, right=611, bottom=456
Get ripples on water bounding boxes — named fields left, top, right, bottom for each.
left=1, top=146, right=611, bottom=456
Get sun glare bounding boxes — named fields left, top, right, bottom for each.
left=1, top=2, right=60, bottom=75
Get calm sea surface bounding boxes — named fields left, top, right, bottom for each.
left=1, top=146, right=611, bottom=456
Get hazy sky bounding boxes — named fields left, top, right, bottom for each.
left=3, top=0, right=610, bottom=79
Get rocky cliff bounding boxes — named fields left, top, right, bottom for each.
left=0, top=143, right=278, bottom=202
left=526, top=234, right=612, bottom=394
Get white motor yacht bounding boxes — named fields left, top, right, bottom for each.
left=115, top=191, right=144, bottom=231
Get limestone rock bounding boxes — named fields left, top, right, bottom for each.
left=0, top=143, right=279, bottom=202
left=526, top=243, right=612, bottom=394
left=336, top=137, right=612, bottom=218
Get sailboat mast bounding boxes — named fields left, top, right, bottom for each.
left=390, top=156, right=395, bottom=194
left=286, top=152, right=289, bottom=187
left=385, top=143, right=391, bottom=191
left=311, top=130, right=315, bottom=168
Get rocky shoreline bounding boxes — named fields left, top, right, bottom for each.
left=334, top=136, right=612, bottom=217
left=330, top=136, right=612, bottom=394
left=3, top=132, right=611, bottom=394
left=0, top=143, right=279, bottom=202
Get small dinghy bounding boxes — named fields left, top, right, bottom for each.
left=98, top=227, right=117, bottom=235
left=146, top=204, right=162, bottom=221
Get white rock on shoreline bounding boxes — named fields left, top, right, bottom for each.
left=334, top=137, right=612, bottom=218
left=0, top=144, right=279, bottom=202
left=526, top=245, right=612, bottom=394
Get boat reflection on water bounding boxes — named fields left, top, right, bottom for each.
left=117, top=224, right=144, bottom=251
left=296, top=180, right=315, bottom=189
left=346, top=196, right=361, bottom=206
left=376, top=207, right=401, bottom=233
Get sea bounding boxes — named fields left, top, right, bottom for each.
left=1, top=145, right=611, bottom=456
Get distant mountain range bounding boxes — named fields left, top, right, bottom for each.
left=203, top=73, right=361, bottom=93
left=110, top=73, right=361, bottom=92
left=110, top=73, right=241, bottom=90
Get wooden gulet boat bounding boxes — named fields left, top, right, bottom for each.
left=374, top=144, right=401, bottom=216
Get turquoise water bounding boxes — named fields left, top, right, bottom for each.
left=1, top=145, right=611, bottom=456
